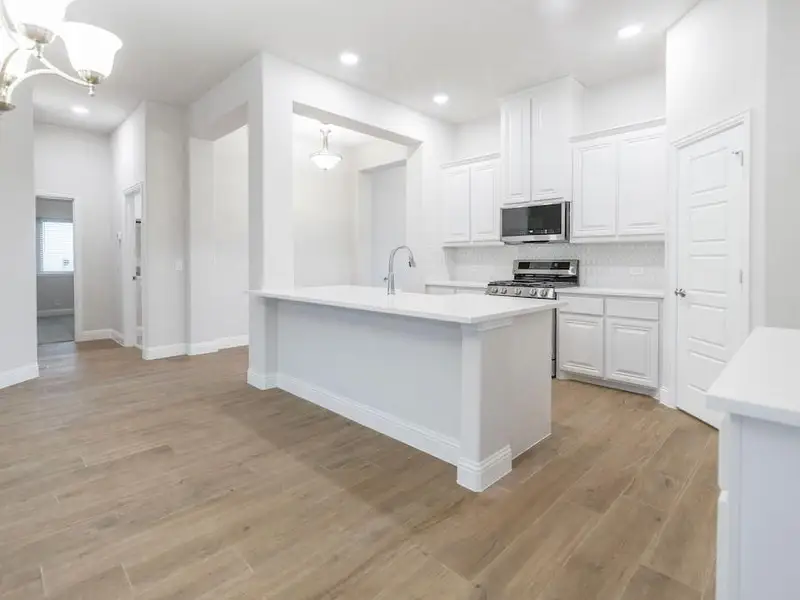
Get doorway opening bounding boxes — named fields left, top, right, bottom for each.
left=123, top=184, right=145, bottom=352
left=35, top=196, right=76, bottom=345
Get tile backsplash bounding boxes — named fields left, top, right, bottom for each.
left=445, top=242, right=665, bottom=289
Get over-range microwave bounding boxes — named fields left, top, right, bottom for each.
left=501, top=200, right=570, bottom=244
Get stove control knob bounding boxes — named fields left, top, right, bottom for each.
left=528, top=289, right=537, bottom=297
left=488, top=287, right=497, bottom=295
left=546, top=289, right=556, bottom=299
left=514, top=289, right=522, bottom=296
left=538, top=289, right=549, bottom=299
left=500, top=288, right=508, bottom=295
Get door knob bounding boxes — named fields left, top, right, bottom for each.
left=674, top=288, right=687, bottom=298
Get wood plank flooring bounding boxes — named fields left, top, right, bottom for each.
left=0, top=341, right=717, bottom=599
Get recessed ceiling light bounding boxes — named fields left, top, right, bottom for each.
left=433, top=94, right=450, bottom=106
left=618, top=24, right=643, bottom=39
left=72, top=105, right=89, bottom=115
left=339, top=51, right=360, bottom=66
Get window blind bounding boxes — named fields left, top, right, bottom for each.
left=38, top=220, right=74, bottom=274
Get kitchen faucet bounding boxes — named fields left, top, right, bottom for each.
left=385, top=245, right=417, bottom=295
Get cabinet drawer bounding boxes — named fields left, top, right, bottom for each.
left=606, top=298, right=660, bottom=321
left=559, top=295, right=604, bottom=316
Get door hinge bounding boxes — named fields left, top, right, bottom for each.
left=740, top=269, right=744, bottom=285
left=733, top=150, right=744, bottom=166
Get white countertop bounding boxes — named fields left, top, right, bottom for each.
left=251, top=285, right=564, bottom=325
left=560, top=287, right=665, bottom=299
left=707, top=328, right=800, bottom=428
left=427, top=281, right=665, bottom=299
left=426, top=280, right=488, bottom=290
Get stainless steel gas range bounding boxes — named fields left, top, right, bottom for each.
left=486, top=259, right=579, bottom=376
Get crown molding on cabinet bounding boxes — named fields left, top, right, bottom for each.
left=441, top=153, right=501, bottom=170
left=570, top=117, right=667, bottom=143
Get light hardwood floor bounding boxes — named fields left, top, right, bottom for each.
left=0, top=341, right=717, bottom=599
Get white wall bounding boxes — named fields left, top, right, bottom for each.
left=35, top=197, right=75, bottom=316
left=582, top=71, right=666, bottom=132
left=212, top=126, right=249, bottom=343
left=453, top=114, right=501, bottom=161
left=293, top=136, right=357, bottom=287
left=144, top=103, right=188, bottom=352
left=366, top=164, right=408, bottom=288
left=34, top=124, right=115, bottom=331
left=764, top=0, right=800, bottom=329
left=666, top=0, right=767, bottom=327
left=0, top=88, right=37, bottom=388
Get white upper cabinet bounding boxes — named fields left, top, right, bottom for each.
left=469, top=160, right=500, bottom=242
left=501, top=78, right=583, bottom=206
left=617, top=129, right=668, bottom=237
left=501, top=96, right=532, bottom=205
left=442, top=165, right=471, bottom=244
left=441, top=155, right=500, bottom=246
left=572, top=139, right=618, bottom=238
left=571, top=121, right=667, bottom=243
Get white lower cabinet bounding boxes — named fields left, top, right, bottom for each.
left=558, top=313, right=604, bottom=377
left=604, top=317, right=659, bottom=388
left=559, top=293, right=661, bottom=392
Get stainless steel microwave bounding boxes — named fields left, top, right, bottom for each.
left=501, top=200, right=570, bottom=244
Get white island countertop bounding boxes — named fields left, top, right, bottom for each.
left=708, top=327, right=800, bottom=428
left=251, top=285, right=564, bottom=325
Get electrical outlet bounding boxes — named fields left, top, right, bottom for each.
left=629, top=267, right=645, bottom=276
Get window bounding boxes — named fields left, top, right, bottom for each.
left=38, top=220, right=74, bottom=274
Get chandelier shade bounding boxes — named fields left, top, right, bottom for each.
left=4, top=0, right=76, bottom=42
left=58, top=22, right=122, bottom=82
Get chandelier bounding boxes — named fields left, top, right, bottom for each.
left=0, top=0, right=122, bottom=113
left=310, top=126, right=343, bottom=171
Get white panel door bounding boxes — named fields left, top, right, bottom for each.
left=558, top=313, right=604, bottom=377
left=442, top=166, right=471, bottom=244
left=501, top=97, right=532, bottom=205
left=618, top=128, right=667, bottom=237
left=677, top=124, right=748, bottom=428
left=469, top=160, right=500, bottom=242
left=605, top=317, right=660, bottom=388
left=530, top=94, right=571, bottom=202
left=572, top=140, right=618, bottom=239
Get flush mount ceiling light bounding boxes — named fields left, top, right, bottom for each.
left=0, top=0, right=123, bottom=113
left=310, top=126, right=343, bottom=171
left=618, top=23, right=643, bottom=39
left=339, top=51, right=359, bottom=66
left=433, top=93, right=450, bottom=105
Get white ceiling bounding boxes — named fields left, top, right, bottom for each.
left=29, top=0, right=700, bottom=132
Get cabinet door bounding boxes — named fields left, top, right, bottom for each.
left=604, top=316, right=659, bottom=388
left=531, top=95, right=572, bottom=202
left=618, top=128, right=667, bottom=237
left=572, top=140, right=618, bottom=239
left=558, top=313, right=604, bottom=377
left=469, top=160, right=500, bottom=242
left=501, top=97, right=532, bottom=205
left=442, top=166, right=471, bottom=243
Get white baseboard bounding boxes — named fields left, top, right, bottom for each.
left=457, top=445, right=513, bottom=492
left=247, top=370, right=277, bottom=390
left=0, top=363, right=39, bottom=390
left=187, top=341, right=219, bottom=356
left=217, top=335, right=248, bottom=350
left=559, top=371, right=660, bottom=400
left=277, top=373, right=461, bottom=466
left=658, top=386, right=675, bottom=408
left=38, top=308, right=74, bottom=318
left=188, top=335, right=249, bottom=356
left=142, top=344, right=186, bottom=361
left=76, top=329, right=114, bottom=342
left=110, top=330, right=125, bottom=346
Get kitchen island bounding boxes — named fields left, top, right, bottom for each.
left=248, top=286, right=563, bottom=491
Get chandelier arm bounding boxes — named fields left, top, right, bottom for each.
left=0, top=45, right=18, bottom=79
left=35, top=54, right=90, bottom=87
left=6, top=66, right=89, bottom=98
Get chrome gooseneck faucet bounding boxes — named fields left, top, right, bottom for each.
left=385, top=246, right=417, bottom=295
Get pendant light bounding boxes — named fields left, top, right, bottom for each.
left=310, top=126, right=343, bottom=171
